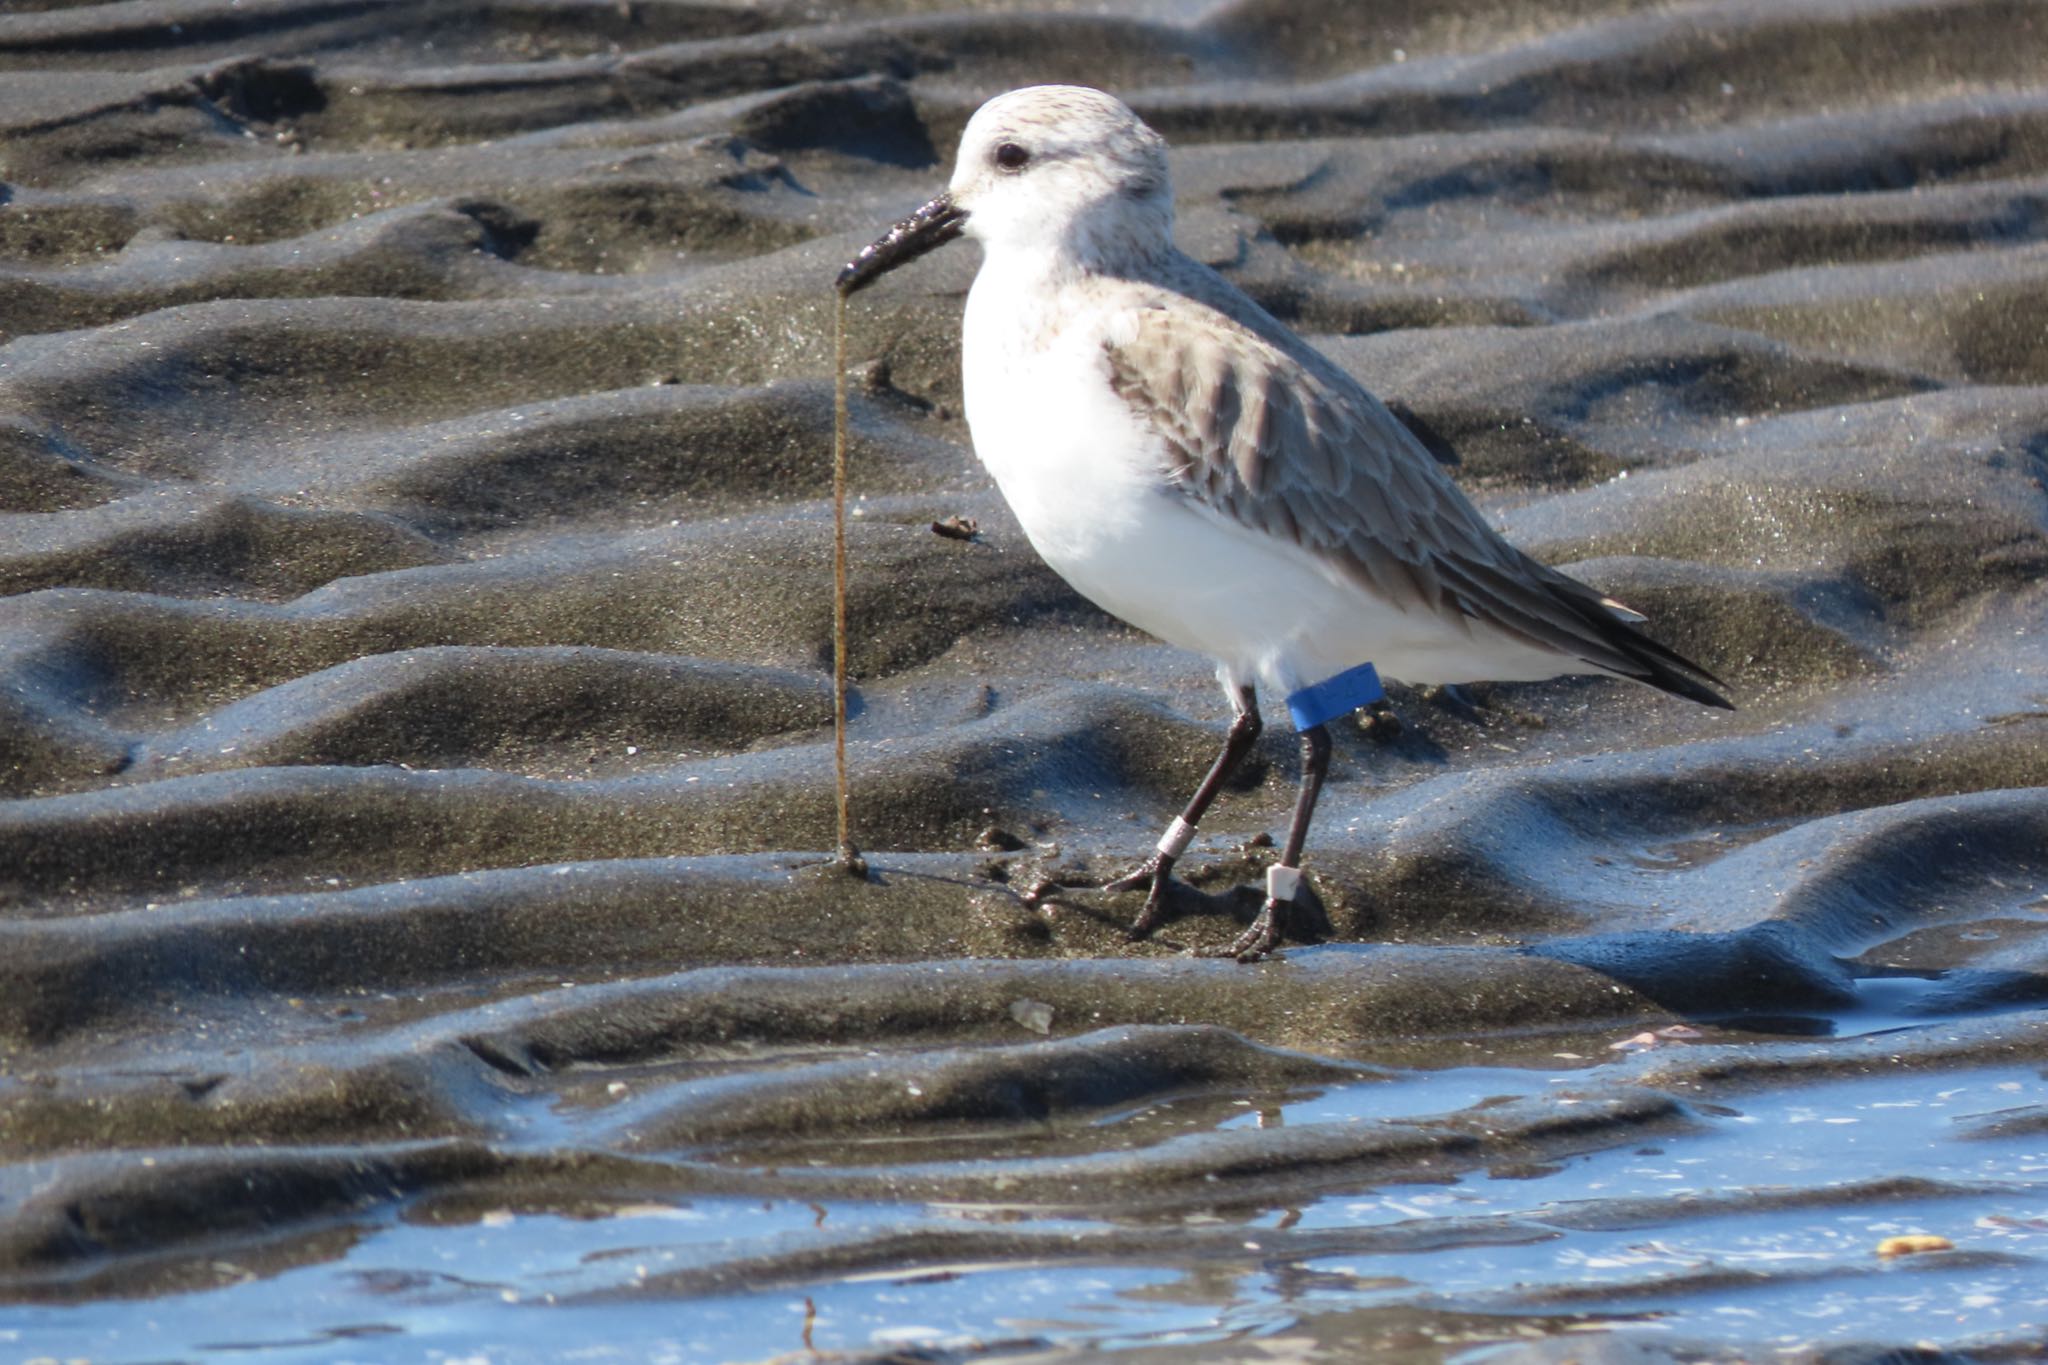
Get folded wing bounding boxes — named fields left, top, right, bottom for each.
left=1101, top=297, right=1730, bottom=709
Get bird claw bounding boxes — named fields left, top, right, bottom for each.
left=1201, top=897, right=1284, bottom=962
left=1100, top=850, right=1169, bottom=894
left=1101, top=852, right=1177, bottom=939
left=1230, top=907, right=1283, bottom=961
left=1019, top=855, right=1180, bottom=939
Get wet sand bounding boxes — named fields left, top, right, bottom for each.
left=3, top=1, right=2047, bottom=1360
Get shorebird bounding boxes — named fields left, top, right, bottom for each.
left=837, top=85, right=1729, bottom=959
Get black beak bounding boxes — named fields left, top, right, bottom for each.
left=835, top=193, right=967, bottom=296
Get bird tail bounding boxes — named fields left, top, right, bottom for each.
left=1565, top=582, right=1733, bottom=710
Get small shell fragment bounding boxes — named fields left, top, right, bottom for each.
left=1876, top=1234, right=1955, bottom=1257
left=1009, top=998, right=1055, bottom=1035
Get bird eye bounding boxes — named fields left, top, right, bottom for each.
left=993, top=142, right=1031, bottom=172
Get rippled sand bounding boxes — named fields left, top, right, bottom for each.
left=3, top=2, right=2046, bottom=1360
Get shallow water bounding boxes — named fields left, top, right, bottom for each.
left=8, top=1045, right=2042, bottom=1363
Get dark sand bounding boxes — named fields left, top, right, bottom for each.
left=2, top=0, right=2046, bottom=1360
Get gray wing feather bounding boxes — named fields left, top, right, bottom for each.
left=1103, top=300, right=1530, bottom=628
left=1101, top=291, right=1729, bottom=705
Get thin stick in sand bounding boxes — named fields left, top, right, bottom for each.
left=831, top=291, right=866, bottom=876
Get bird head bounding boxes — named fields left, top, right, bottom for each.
left=837, top=85, right=1172, bottom=295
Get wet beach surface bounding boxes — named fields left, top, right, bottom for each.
left=3, top=0, right=2047, bottom=1360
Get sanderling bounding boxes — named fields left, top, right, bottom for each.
left=838, top=85, right=1730, bottom=959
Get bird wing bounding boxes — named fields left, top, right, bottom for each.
left=1100, top=294, right=1729, bottom=701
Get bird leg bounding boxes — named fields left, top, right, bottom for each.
left=1220, top=722, right=1331, bottom=961
left=1105, top=685, right=1262, bottom=938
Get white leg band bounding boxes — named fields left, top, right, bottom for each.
left=1156, top=816, right=1197, bottom=859
left=1266, top=864, right=1302, bottom=903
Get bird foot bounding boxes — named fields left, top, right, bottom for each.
left=1099, top=850, right=1169, bottom=894
left=1017, top=854, right=1178, bottom=939
left=1198, top=896, right=1286, bottom=962
left=1099, top=851, right=1177, bottom=939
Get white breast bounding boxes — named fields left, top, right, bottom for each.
left=962, top=273, right=1158, bottom=573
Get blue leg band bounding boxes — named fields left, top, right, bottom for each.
left=1286, top=662, right=1384, bottom=731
